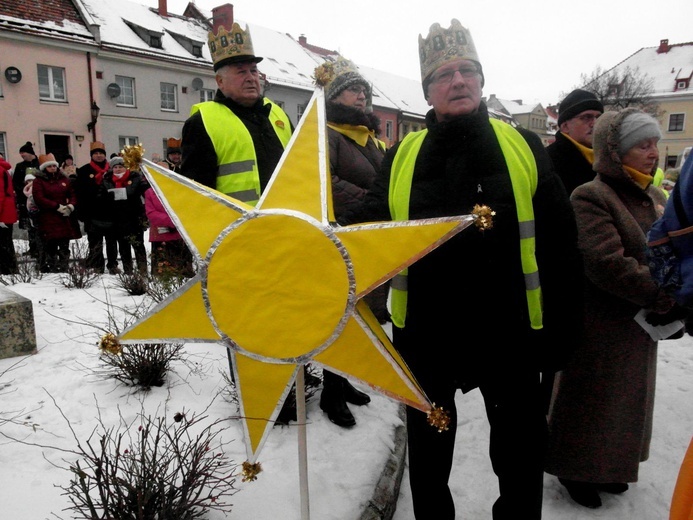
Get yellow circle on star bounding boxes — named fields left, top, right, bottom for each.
left=206, top=213, right=350, bottom=360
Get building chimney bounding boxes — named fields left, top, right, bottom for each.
left=158, top=0, right=168, bottom=17
left=657, top=39, right=671, bottom=54
left=212, top=4, right=235, bottom=33
left=299, top=35, right=307, bottom=45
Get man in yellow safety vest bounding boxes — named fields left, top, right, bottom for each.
left=342, top=19, right=584, bottom=520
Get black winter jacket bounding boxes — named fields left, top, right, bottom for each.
left=355, top=103, right=584, bottom=388
left=546, top=131, right=595, bottom=195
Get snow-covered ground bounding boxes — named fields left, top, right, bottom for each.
left=1, top=237, right=692, bottom=519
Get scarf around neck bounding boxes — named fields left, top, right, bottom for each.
left=562, top=132, right=595, bottom=165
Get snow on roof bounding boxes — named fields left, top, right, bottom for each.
left=605, top=40, right=693, bottom=97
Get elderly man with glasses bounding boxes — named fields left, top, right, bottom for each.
left=548, top=89, right=605, bottom=195
left=344, top=19, right=584, bottom=520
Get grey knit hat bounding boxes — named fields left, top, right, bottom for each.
left=618, top=112, right=661, bottom=155
left=327, top=71, right=371, bottom=101
left=109, top=156, right=125, bottom=168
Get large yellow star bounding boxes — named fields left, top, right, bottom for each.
left=119, top=89, right=475, bottom=461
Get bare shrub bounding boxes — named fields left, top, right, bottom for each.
left=97, top=337, right=187, bottom=390
left=146, top=266, right=190, bottom=304
left=115, top=270, right=149, bottom=296
left=0, top=255, right=41, bottom=285
left=59, top=240, right=101, bottom=289
left=1, top=394, right=243, bottom=520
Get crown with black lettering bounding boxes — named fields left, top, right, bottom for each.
left=208, top=22, right=263, bottom=71
left=419, top=19, right=483, bottom=88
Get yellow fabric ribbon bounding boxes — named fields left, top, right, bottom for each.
left=623, top=164, right=654, bottom=189
left=327, top=123, right=377, bottom=148
left=561, top=132, right=595, bottom=165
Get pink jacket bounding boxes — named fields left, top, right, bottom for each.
left=144, top=188, right=183, bottom=242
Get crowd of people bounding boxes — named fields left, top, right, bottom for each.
left=0, top=139, right=190, bottom=277
left=1, top=15, right=691, bottom=520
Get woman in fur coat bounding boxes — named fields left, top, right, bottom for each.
left=545, top=108, right=680, bottom=508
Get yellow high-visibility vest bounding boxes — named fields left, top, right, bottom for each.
left=388, top=118, right=542, bottom=329
left=190, top=99, right=292, bottom=205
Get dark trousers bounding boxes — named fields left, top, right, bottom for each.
left=40, top=238, right=70, bottom=273
left=117, top=231, right=147, bottom=274
left=396, top=323, right=548, bottom=520
left=0, top=224, right=18, bottom=274
left=86, top=227, right=118, bottom=272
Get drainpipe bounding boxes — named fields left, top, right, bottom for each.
left=87, top=52, right=96, bottom=141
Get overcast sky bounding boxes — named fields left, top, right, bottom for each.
left=147, top=0, right=693, bottom=106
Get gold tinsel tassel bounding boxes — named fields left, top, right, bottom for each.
left=121, top=143, right=145, bottom=171
left=241, top=461, right=263, bottom=482
left=472, top=204, right=495, bottom=231
left=426, top=403, right=450, bottom=433
left=98, top=333, right=122, bottom=355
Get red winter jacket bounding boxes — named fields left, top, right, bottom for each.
left=0, top=158, right=18, bottom=225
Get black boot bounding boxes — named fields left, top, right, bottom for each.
left=559, top=478, right=601, bottom=509
left=343, top=378, right=371, bottom=405
left=320, top=371, right=355, bottom=428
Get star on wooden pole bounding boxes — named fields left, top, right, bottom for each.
left=118, top=89, right=475, bottom=462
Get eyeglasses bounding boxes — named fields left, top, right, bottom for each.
left=346, top=85, right=368, bottom=95
left=574, top=113, right=601, bottom=124
left=430, top=65, right=480, bottom=85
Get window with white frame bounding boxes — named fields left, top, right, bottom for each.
left=116, top=76, right=136, bottom=107
left=669, top=113, right=685, bottom=132
left=160, top=83, right=177, bottom=111
left=0, top=132, right=7, bottom=158
left=37, top=65, right=66, bottom=101
left=200, top=89, right=214, bottom=102
left=119, top=136, right=139, bottom=150
left=386, top=120, right=394, bottom=140
left=297, top=103, right=306, bottom=121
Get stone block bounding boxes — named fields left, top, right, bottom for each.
left=0, top=286, right=37, bottom=359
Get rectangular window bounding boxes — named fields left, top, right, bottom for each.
left=386, top=120, right=394, bottom=140
left=37, top=65, right=66, bottom=101
left=116, top=76, right=136, bottom=107
left=0, top=132, right=6, bottom=158
left=160, top=83, right=177, bottom=111
left=200, top=89, right=215, bottom=102
left=119, top=136, right=139, bottom=150
left=297, top=104, right=306, bottom=121
left=669, top=113, right=685, bottom=132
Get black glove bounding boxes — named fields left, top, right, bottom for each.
left=645, top=304, right=690, bottom=326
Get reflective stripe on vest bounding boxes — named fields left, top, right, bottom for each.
left=190, top=99, right=292, bottom=206
left=388, top=118, right=542, bottom=330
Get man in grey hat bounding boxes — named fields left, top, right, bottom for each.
left=345, top=19, right=583, bottom=520
left=548, top=88, right=604, bottom=195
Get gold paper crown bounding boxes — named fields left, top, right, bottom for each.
left=418, top=19, right=480, bottom=83
left=312, top=57, right=359, bottom=88
left=208, top=22, right=262, bottom=71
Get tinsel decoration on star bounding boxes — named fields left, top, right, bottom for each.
left=312, top=62, right=336, bottom=87
left=241, top=461, right=262, bottom=482
left=121, top=143, right=145, bottom=171
left=426, top=403, right=450, bottom=433
left=98, top=332, right=122, bottom=355
left=472, top=204, right=495, bottom=231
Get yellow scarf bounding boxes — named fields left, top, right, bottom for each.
left=623, top=164, right=654, bottom=189
left=562, top=132, right=595, bottom=165
left=328, top=123, right=378, bottom=148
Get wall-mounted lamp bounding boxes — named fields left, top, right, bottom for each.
left=75, top=135, right=85, bottom=142
left=87, top=101, right=100, bottom=131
